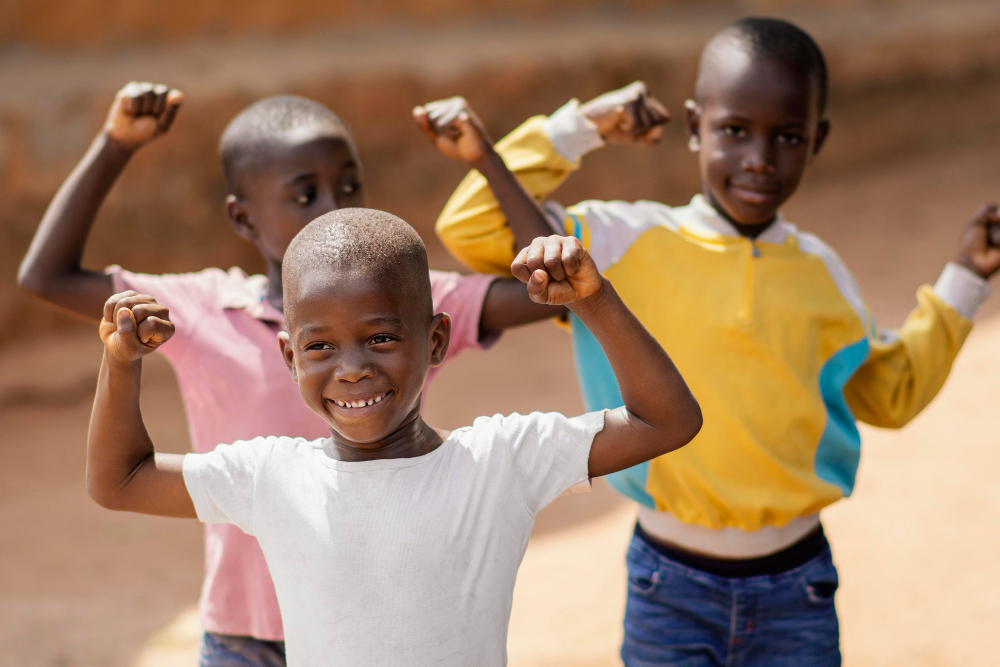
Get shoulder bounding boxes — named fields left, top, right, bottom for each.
left=428, top=269, right=496, bottom=313
left=453, top=411, right=604, bottom=448
left=565, top=199, right=679, bottom=271
left=793, top=229, right=869, bottom=327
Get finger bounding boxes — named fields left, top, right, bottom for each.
left=971, top=203, right=998, bottom=226
left=412, top=106, right=442, bottom=143
left=989, top=223, right=1000, bottom=247
left=130, top=302, right=170, bottom=326
left=617, top=104, right=635, bottom=133
left=103, top=290, right=139, bottom=323
left=156, top=90, right=184, bottom=134
left=542, top=236, right=567, bottom=282
left=638, top=124, right=666, bottom=145
left=560, top=237, right=582, bottom=277
left=645, top=96, right=670, bottom=125
left=456, top=114, right=483, bottom=143
left=140, top=85, right=157, bottom=116
left=511, top=246, right=532, bottom=283
left=151, top=84, right=168, bottom=115
left=982, top=203, right=1000, bottom=225
left=525, top=240, right=547, bottom=275
left=527, top=269, right=549, bottom=304
left=137, top=316, right=175, bottom=346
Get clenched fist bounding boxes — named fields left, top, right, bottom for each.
left=579, top=81, right=669, bottom=145
left=99, top=291, right=174, bottom=364
left=413, top=97, right=493, bottom=165
left=956, top=204, right=1000, bottom=280
left=104, top=81, right=184, bottom=151
left=511, top=236, right=604, bottom=307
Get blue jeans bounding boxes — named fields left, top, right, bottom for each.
left=199, top=632, right=286, bottom=667
left=622, top=529, right=841, bottom=667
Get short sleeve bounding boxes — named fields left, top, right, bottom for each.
left=498, top=411, right=606, bottom=514
left=105, top=266, right=228, bottom=359
left=182, top=437, right=270, bottom=535
left=429, top=270, right=501, bottom=353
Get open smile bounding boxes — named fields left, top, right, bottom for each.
left=325, top=390, right=393, bottom=417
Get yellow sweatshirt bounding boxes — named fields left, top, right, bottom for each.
left=436, top=101, right=990, bottom=533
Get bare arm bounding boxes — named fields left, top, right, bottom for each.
left=511, top=236, right=702, bottom=478
left=17, top=82, right=183, bottom=321
left=87, top=291, right=194, bottom=517
left=479, top=278, right=566, bottom=334
left=415, top=86, right=669, bottom=256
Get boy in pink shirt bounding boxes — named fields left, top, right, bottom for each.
left=19, top=82, right=557, bottom=666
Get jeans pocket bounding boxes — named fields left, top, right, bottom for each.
left=802, top=553, right=839, bottom=605
left=626, top=544, right=663, bottom=597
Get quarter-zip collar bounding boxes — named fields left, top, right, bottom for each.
left=678, top=194, right=794, bottom=245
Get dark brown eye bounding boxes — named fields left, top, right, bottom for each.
left=296, top=186, right=317, bottom=206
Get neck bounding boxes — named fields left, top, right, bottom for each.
left=265, top=258, right=283, bottom=312
left=327, top=404, right=443, bottom=463
left=704, top=190, right=776, bottom=240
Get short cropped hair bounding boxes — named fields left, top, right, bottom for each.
left=219, top=95, right=350, bottom=196
left=282, top=208, right=432, bottom=326
left=700, top=17, right=828, bottom=113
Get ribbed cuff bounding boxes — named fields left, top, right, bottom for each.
left=933, top=261, right=992, bottom=320
left=543, top=99, right=606, bottom=164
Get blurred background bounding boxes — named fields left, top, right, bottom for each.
left=2, top=0, right=1000, bottom=664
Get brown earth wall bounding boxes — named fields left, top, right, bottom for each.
left=3, top=0, right=1000, bottom=350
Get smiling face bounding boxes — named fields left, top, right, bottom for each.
left=227, top=122, right=367, bottom=264
left=279, top=268, right=450, bottom=449
left=687, top=45, right=829, bottom=229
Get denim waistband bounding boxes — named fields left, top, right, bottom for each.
left=634, top=521, right=829, bottom=578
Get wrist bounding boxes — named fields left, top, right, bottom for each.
left=96, top=130, right=138, bottom=163
left=955, top=253, right=990, bottom=280
left=471, top=146, right=503, bottom=174
left=567, top=277, right=612, bottom=317
left=104, top=350, right=142, bottom=374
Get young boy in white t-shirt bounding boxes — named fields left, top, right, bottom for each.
left=85, top=207, right=702, bottom=666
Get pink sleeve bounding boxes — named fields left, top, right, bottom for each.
left=105, top=265, right=225, bottom=361
left=429, top=270, right=501, bottom=361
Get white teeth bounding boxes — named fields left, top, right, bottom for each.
left=333, top=392, right=387, bottom=409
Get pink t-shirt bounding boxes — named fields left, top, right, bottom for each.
left=109, top=265, right=499, bottom=640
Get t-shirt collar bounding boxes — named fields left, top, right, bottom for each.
left=680, top=194, right=793, bottom=245
left=218, top=269, right=285, bottom=323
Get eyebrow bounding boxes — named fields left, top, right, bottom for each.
left=282, top=161, right=359, bottom=188
left=297, top=315, right=405, bottom=336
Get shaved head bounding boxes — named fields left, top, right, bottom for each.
left=219, top=95, right=352, bottom=197
left=282, top=209, right=432, bottom=328
left=697, top=17, right=828, bottom=113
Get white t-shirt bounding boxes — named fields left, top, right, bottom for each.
left=182, top=410, right=605, bottom=666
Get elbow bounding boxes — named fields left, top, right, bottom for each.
left=676, top=397, right=704, bottom=450
left=87, top=478, right=126, bottom=511
left=16, top=262, right=46, bottom=296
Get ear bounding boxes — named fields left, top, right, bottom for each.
left=226, top=194, right=258, bottom=242
left=683, top=99, right=702, bottom=152
left=811, top=119, right=830, bottom=159
left=428, top=313, right=451, bottom=367
left=277, top=330, right=298, bottom=383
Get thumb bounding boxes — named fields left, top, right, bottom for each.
left=117, top=307, right=137, bottom=334
left=527, top=269, right=549, bottom=304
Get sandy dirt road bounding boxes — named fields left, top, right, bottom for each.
left=2, top=117, right=999, bottom=666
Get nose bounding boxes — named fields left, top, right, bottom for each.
left=334, top=348, right=374, bottom=383
left=314, top=189, right=339, bottom=216
left=742, top=138, right=776, bottom=175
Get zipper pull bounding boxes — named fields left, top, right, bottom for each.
left=749, top=239, right=761, bottom=258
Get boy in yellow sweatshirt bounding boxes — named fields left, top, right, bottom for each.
left=417, top=17, right=1000, bottom=667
